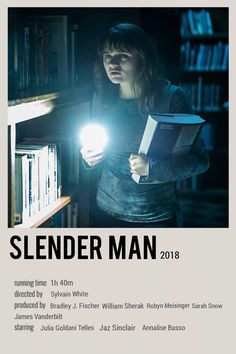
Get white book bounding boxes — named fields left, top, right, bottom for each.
left=132, top=113, right=205, bottom=183
left=17, top=142, right=49, bottom=208
left=16, top=148, right=41, bottom=214
left=14, top=154, right=30, bottom=224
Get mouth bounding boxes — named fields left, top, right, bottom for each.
left=110, top=71, right=122, bottom=76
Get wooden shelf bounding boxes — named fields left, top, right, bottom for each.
left=8, top=87, right=92, bottom=126
left=8, top=94, right=58, bottom=126
left=8, top=92, right=60, bottom=106
left=14, top=196, right=71, bottom=228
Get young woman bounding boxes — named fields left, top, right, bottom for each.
left=81, top=23, right=209, bottom=227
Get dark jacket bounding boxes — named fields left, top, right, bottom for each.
left=89, top=81, right=209, bottom=223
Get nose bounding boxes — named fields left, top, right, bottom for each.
left=109, top=55, right=120, bottom=66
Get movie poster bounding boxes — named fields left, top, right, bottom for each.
left=0, top=1, right=235, bottom=353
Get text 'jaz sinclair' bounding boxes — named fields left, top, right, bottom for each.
left=9, top=235, right=159, bottom=260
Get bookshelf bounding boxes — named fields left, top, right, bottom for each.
left=177, top=8, right=229, bottom=226
left=8, top=92, right=84, bottom=228
left=14, top=196, right=71, bottom=228
left=8, top=9, right=92, bottom=228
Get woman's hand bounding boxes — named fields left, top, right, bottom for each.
left=129, top=153, right=149, bottom=176
left=80, top=147, right=104, bottom=167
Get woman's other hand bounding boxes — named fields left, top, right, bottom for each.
left=80, top=147, right=104, bottom=167
left=129, top=153, right=149, bottom=176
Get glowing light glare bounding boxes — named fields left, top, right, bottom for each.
left=79, top=124, right=109, bottom=150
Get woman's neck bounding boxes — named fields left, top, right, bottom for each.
left=119, top=83, right=141, bottom=99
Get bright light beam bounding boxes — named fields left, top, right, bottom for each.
left=79, top=123, right=109, bottom=150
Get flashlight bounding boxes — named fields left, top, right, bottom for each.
left=79, top=123, right=109, bottom=150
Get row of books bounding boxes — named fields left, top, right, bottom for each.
left=181, top=9, right=214, bottom=36
left=17, top=16, right=80, bottom=91
left=181, top=41, right=228, bottom=72
left=180, top=79, right=223, bottom=112
left=14, top=136, right=80, bottom=225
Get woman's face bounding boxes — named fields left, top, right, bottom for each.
left=102, top=48, right=140, bottom=85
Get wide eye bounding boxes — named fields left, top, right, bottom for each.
left=103, top=54, right=112, bottom=63
left=119, top=54, right=129, bottom=60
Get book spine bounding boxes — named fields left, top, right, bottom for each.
left=184, top=41, right=191, bottom=70
left=195, top=11, right=203, bottom=35
left=28, top=158, right=33, bottom=217
left=187, top=10, right=198, bottom=35
left=197, top=76, right=203, bottom=112
left=48, top=146, right=55, bottom=205
left=206, top=45, right=212, bottom=71
left=217, top=41, right=224, bottom=71
left=24, top=156, right=30, bottom=222
left=190, top=45, right=197, bottom=71
left=196, top=44, right=204, bottom=71
left=53, top=145, right=58, bottom=201
left=24, top=26, right=30, bottom=89
left=205, top=10, right=214, bottom=35
left=70, top=29, right=75, bottom=87
left=222, top=44, right=229, bottom=71
left=43, top=146, right=49, bottom=207
left=200, top=10, right=208, bottom=35
left=14, top=157, right=23, bottom=224
left=56, top=144, right=62, bottom=198
left=210, top=44, right=218, bottom=71
left=31, top=156, right=37, bottom=215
